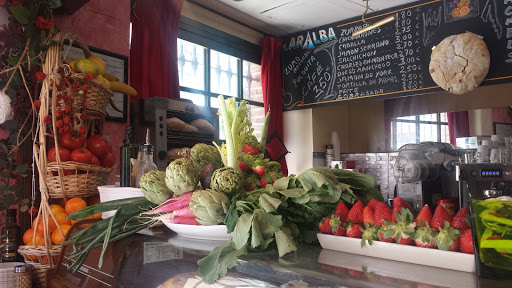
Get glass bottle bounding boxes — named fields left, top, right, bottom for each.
left=1, top=209, right=20, bottom=262
left=131, top=129, right=158, bottom=188
left=120, top=125, right=139, bottom=187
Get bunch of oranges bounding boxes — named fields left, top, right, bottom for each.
left=22, top=196, right=101, bottom=263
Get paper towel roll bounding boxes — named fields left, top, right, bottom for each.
left=331, top=131, right=340, bottom=161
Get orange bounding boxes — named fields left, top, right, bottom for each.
left=23, top=228, right=36, bottom=245
left=65, top=198, right=87, bottom=215
left=70, top=219, right=77, bottom=225
left=34, top=216, right=57, bottom=234
left=49, top=204, right=65, bottom=215
left=51, top=224, right=71, bottom=245
left=53, top=212, right=71, bottom=226
left=459, top=6, right=470, bottom=16
left=86, top=212, right=102, bottom=219
left=451, top=8, right=460, bottom=17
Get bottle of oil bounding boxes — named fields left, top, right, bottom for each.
left=120, top=125, right=138, bottom=187
left=1, top=209, right=20, bottom=262
left=130, top=129, right=158, bottom=188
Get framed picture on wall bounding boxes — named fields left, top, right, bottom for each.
left=494, top=122, right=512, bottom=137
left=62, top=43, right=128, bottom=122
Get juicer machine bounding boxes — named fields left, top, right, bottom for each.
left=393, top=142, right=459, bottom=212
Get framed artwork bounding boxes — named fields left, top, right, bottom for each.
left=62, top=43, right=128, bottom=122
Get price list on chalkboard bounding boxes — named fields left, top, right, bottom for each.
left=282, top=0, right=512, bottom=111
left=395, top=8, right=424, bottom=92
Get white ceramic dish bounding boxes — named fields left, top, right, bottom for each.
left=98, top=185, right=144, bottom=218
left=162, top=222, right=232, bottom=241
left=317, top=233, right=476, bottom=273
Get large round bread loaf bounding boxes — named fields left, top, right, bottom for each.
left=429, top=32, right=490, bottom=95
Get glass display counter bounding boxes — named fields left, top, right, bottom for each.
left=112, top=228, right=512, bottom=288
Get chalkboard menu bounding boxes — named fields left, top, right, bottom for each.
left=282, top=0, right=512, bottom=110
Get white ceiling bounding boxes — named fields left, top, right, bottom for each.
left=189, top=0, right=419, bottom=36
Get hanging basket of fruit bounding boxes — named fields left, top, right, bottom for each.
left=35, top=32, right=115, bottom=199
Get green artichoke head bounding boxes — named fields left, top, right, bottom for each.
left=140, top=170, right=173, bottom=204
left=210, top=167, right=244, bottom=196
left=190, top=143, right=223, bottom=171
left=165, top=158, right=200, bottom=196
left=189, top=189, right=231, bottom=225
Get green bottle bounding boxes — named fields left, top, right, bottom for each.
left=120, top=125, right=138, bottom=187
left=1, top=209, right=20, bottom=262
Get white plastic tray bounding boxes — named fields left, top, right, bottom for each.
left=317, top=233, right=476, bottom=273
left=98, top=185, right=144, bottom=218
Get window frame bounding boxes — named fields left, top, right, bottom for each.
left=391, top=113, right=449, bottom=149
left=177, top=17, right=264, bottom=108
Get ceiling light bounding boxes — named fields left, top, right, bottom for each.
left=351, top=0, right=395, bottom=37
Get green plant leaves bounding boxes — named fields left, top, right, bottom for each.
left=8, top=6, right=30, bottom=25
left=48, top=0, right=62, bottom=9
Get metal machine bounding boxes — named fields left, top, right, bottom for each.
left=456, top=163, right=512, bottom=208
left=393, top=142, right=459, bottom=212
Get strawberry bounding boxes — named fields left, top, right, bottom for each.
left=392, top=197, right=413, bottom=223
left=335, top=202, right=350, bottom=222
left=435, top=221, right=461, bottom=251
left=252, top=164, right=265, bottom=176
left=451, top=207, right=470, bottom=231
left=346, top=223, right=364, bottom=238
left=360, top=224, right=379, bottom=247
left=367, top=199, right=379, bottom=210
left=363, top=206, right=375, bottom=225
left=238, top=161, right=251, bottom=172
left=459, top=229, right=474, bottom=254
left=431, top=205, right=453, bottom=230
left=242, top=144, right=260, bottom=155
left=260, top=177, right=267, bottom=188
left=347, top=201, right=364, bottom=224
left=330, top=215, right=346, bottom=236
left=319, top=216, right=332, bottom=234
left=374, top=202, right=393, bottom=226
left=412, top=223, right=436, bottom=248
left=378, top=225, right=395, bottom=242
left=383, top=207, right=416, bottom=245
left=416, top=205, right=432, bottom=227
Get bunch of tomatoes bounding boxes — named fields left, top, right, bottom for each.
left=48, top=133, right=116, bottom=173
left=23, top=197, right=101, bottom=264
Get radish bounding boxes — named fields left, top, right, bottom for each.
left=145, top=192, right=193, bottom=215
left=159, top=213, right=200, bottom=225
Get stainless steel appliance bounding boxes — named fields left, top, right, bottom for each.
left=393, top=142, right=459, bottom=212
left=456, top=163, right=512, bottom=208
left=130, top=97, right=219, bottom=170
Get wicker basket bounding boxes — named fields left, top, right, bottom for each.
left=46, top=161, right=112, bottom=198
left=18, top=245, right=62, bottom=288
left=36, top=32, right=113, bottom=199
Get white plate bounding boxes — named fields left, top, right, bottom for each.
left=317, top=233, right=476, bottom=273
left=162, top=222, right=232, bottom=241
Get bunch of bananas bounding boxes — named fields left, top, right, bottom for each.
left=68, top=56, right=137, bottom=96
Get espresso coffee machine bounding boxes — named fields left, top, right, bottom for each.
left=456, top=163, right=512, bottom=208
left=393, top=142, right=459, bottom=212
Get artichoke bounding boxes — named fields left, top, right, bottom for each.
left=189, top=189, right=231, bottom=225
left=165, top=158, right=200, bottom=196
left=140, top=170, right=173, bottom=204
left=210, top=167, right=244, bottom=196
left=190, top=143, right=223, bottom=171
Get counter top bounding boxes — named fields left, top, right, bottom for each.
left=111, top=227, right=512, bottom=288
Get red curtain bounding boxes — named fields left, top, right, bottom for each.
left=261, top=36, right=288, bottom=176
left=130, top=0, right=183, bottom=99
left=447, top=111, right=470, bottom=145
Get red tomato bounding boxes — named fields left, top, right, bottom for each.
left=61, top=132, right=86, bottom=150
left=86, top=135, right=108, bottom=158
left=91, top=155, right=100, bottom=166
left=70, top=148, right=93, bottom=164
left=48, top=147, right=71, bottom=162
left=101, top=152, right=116, bottom=168
left=105, top=141, right=112, bottom=153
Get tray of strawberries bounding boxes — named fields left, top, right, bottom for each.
left=317, top=197, right=476, bottom=273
